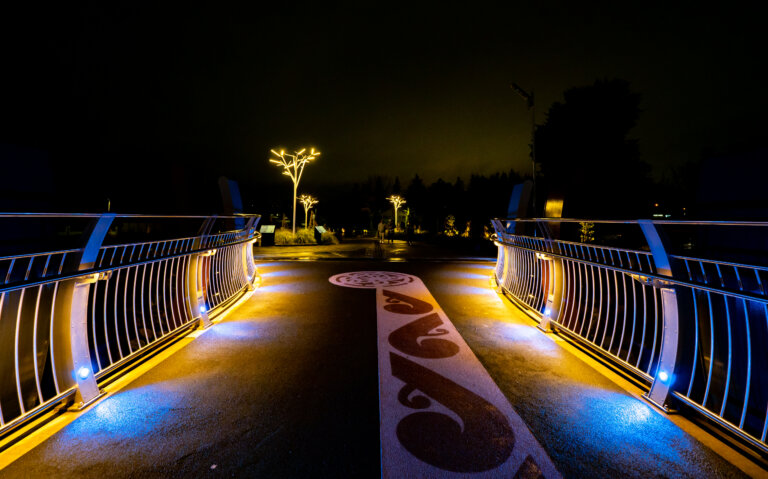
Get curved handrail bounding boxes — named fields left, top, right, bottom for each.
left=0, top=213, right=260, bottom=219
left=492, top=220, right=768, bottom=454
left=494, top=217, right=768, bottom=226
left=0, top=213, right=261, bottom=438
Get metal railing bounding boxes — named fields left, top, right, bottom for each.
left=0, top=213, right=260, bottom=438
left=491, top=218, right=768, bottom=454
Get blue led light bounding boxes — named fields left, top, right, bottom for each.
left=658, top=371, right=669, bottom=382
left=77, top=367, right=90, bottom=380
left=200, top=305, right=207, bottom=313
left=544, top=307, right=552, bottom=316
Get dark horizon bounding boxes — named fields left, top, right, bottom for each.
left=1, top=3, right=766, bottom=215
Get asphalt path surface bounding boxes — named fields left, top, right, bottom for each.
left=0, top=257, right=751, bottom=478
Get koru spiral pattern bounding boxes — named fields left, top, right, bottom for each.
left=329, top=271, right=417, bottom=289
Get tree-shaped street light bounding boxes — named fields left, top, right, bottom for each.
left=269, top=148, right=320, bottom=234
left=387, top=195, right=406, bottom=230
left=299, top=194, right=319, bottom=229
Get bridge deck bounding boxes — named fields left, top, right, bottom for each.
left=0, top=256, right=752, bottom=477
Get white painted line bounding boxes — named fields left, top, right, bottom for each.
left=330, top=271, right=561, bottom=478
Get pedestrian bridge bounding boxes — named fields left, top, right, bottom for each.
left=0, top=213, right=766, bottom=477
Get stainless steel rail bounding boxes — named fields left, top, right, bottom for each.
left=0, top=213, right=260, bottom=438
left=491, top=218, right=768, bottom=454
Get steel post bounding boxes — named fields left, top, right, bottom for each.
left=64, top=214, right=114, bottom=407
left=538, top=255, right=563, bottom=333
left=639, top=220, right=679, bottom=410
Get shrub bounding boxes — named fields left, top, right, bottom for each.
left=321, top=231, right=339, bottom=244
left=295, top=228, right=317, bottom=244
left=443, top=215, right=459, bottom=237
left=579, top=222, right=595, bottom=243
left=275, top=228, right=297, bottom=245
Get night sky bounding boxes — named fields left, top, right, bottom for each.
left=1, top=3, right=765, bottom=212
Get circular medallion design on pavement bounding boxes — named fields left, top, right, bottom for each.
left=329, top=271, right=417, bottom=289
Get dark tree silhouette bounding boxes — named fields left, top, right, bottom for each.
left=257, top=170, right=522, bottom=241
left=535, top=79, right=651, bottom=218
left=405, top=174, right=428, bottom=223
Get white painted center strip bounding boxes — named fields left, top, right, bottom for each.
left=330, top=271, right=560, bottom=479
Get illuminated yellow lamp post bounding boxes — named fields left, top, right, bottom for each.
left=269, top=147, right=320, bottom=234
left=299, top=194, right=319, bottom=229
left=387, top=195, right=406, bottom=230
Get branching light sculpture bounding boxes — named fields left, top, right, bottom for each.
left=269, top=148, right=320, bottom=234
left=387, top=195, right=406, bottom=229
left=299, top=194, right=319, bottom=229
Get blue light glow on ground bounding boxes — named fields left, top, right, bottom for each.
left=559, top=386, right=689, bottom=467
left=492, top=322, right=562, bottom=356
left=440, top=284, right=491, bottom=296
left=258, top=282, right=322, bottom=294
left=210, top=320, right=265, bottom=340
left=259, top=267, right=307, bottom=278
left=61, top=386, right=180, bottom=442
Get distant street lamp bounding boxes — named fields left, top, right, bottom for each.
left=511, top=83, right=536, bottom=210
left=387, top=195, right=406, bottom=229
left=299, top=194, right=319, bottom=229
left=269, top=148, right=320, bottom=234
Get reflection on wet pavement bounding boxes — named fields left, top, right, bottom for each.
left=253, top=238, right=495, bottom=262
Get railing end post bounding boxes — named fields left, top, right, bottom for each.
left=198, top=307, right=212, bottom=329
left=69, top=276, right=104, bottom=407
left=246, top=267, right=261, bottom=291
left=537, top=291, right=558, bottom=333
left=537, top=317, right=554, bottom=333
left=643, top=286, right=679, bottom=412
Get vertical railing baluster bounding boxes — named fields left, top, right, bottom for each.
left=647, top=284, right=660, bottom=377
left=220, top=248, right=231, bottom=302
left=599, top=269, right=613, bottom=349
left=616, top=273, right=628, bottom=358
left=32, top=279, right=45, bottom=406
left=703, top=286, right=715, bottom=409
left=578, top=263, right=591, bottom=337
left=113, top=270, right=124, bottom=360
left=561, top=260, right=573, bottom=330
left=0, top=292, right=5, bottom=425
left=15, top=286, right=29, bottom=414
left=49, top=258, right=66, bottom=396
left=715, top=264, right=733, bottom=419
left=205, top=255, right=214, bottom=309
left=103, top=271, right=114, bottom=366
left=166, top=258, right=177, bottom=330
left=626, top=273, right=638, bottom=363
left=512, top=248, right=522, bottom=299
left=131, top=266, right=142, bottom=348
left=635, top=280, right=647, bottom=369
left=141, top=263, right=156, bottom=342
left=156, top=260, right=169, bottom=334
left=171, top=257, right=182, bottom=327
left=5, top=259, right=16, bottom=284
left=572, top=262, right=584, bottom=333
left=149, top=263, right=161, bottom=336
left=738, top=294, right=751, bottom=429
left=562, top=260, right=574, bottom=329
left=608, top=270, right=620, bottom=352
left=591, top=266, right=603, bottom=344
left=122, top=267, right=132, bottom=355
left=160, top=259, right=171, bottom=332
